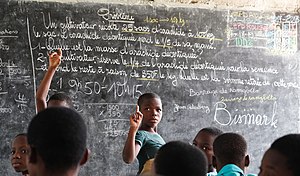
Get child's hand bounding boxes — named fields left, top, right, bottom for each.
left=48, top=48, right=62, bottom=69
left=130, top=105, right=143, bottom=131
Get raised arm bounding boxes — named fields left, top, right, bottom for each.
left=36, top=49, right=62, bottom=113
left=122, top=105, right=143, bottom=164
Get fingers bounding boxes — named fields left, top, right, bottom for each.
left=57, top=48, right=62, bottom=56
left=135, top=105, right=143, bottom=117
left=131, top=114, right=138, bottom=123
left=48, top=48, right=62, bottom=57
left=131, top=105, right=143, bottom=123
left=131, top=114, right=141, bottom=123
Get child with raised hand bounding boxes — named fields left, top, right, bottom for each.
left=36, top=48, right=72, bottom=112
left=122, top=93, right=165, bottom=175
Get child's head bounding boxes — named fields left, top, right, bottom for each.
left=153, top=141, right=207, bottom=176
left=213, top=132, right=249, bottom=171
left=193, top=127, right=223, bottom=172
left=47, top=92, right=73, bottom=108
left=259, top=134, right=300, bottom=176
left=27, top=107, right=89, bottom=175
left=11, top=133, right=29, bottom=174
left=137, top=93, right=162, bottom=131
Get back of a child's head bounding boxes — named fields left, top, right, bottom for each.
left=27, top=107, right=87, bottom=172
left=137, top=93, right=161, bottom=107
left=270, top=134, right=300, bottom=175
left=154, top=140, right=207, bottom=176
left=213, top=132, right=247, bottom=165
left=48, top=92, right=73, bottom=108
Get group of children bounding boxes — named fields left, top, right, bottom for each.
left=9, top=49, right=300, bottom=176
left=121, top=92, right=300, bottom=176
left=121, top=93, right=300, bottom=176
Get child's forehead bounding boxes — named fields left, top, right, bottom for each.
left=12, top=136, right=27, bottom=145
left=140, top=98, right=162, bottom=106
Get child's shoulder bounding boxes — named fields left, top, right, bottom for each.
left=137, top=130, right=153, bottom=135
left=138, top=130, right=158, bottom=135
left=137, top=130, right=163, bottom=139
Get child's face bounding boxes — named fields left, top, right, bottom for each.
left=140, top=98, right=162, bottom=129
left=10, top=135, right=30, bottom=173
left=193, top=131, right=215, bottom=172
left=259, top=149, right=294, bottom=176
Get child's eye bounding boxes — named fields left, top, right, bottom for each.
left=21, top=149, right=28, bottom=154
left=145, top=108, right=150, bottom=111
left=11, top=150, right=15, bottom=155
left=201, top=146, right=211, bottom=151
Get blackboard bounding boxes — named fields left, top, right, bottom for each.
left=0, top=1, right=299, bottom=175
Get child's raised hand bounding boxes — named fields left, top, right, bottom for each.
left=129, top=105, right=143, bottom=130
left=48, top=48, right=62, bottom=69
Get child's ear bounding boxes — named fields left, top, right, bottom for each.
left=29, top=146, right=38, bottom=164
left=80, top=148, right=90, bottom=166
left=245, top=154, right=250, bottom=167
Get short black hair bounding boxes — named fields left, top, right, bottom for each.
left=198, top=127, right=223, bottom=137
left=48, top=92, right=73, bottom=108
left=154, top=141, right=207, bottom=176
left=14, top=133, right=27, bottom=138
left=137, top=93, right=161, bottom=107
left=270, top=134, right=300, bottom=176
left=213, top=133, right=247, bottom=164
left=27, top=107, right=87, bottom=173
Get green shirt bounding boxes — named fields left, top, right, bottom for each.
left=135, top=130, right=165, bottom=173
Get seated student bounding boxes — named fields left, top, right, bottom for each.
left=36, top=48, right=73, bottom=112
left=11, top=133, right=30, bottom=176
left=259, top=134, right=300, bottom=176
left=27, top=107, right=89, bottom=176
left=193, top=127, right=223, bottom=176
left=153, top=141, right=208, bottom=176
left=213, top=132, right=254, bottom=176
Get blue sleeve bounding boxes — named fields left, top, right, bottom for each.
left=135, top=131, right=145, bottom=147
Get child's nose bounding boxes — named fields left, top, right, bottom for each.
left=153, top=110, right=159, bottom=116
left=13, top=151, right=21, bottom=159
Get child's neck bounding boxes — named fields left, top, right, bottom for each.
left=22, top=170, right=29, bottom=176
left=140, top=126, right=157, bottom=133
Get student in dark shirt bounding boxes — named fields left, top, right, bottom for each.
left=27, top=107, right=89, bottom=176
